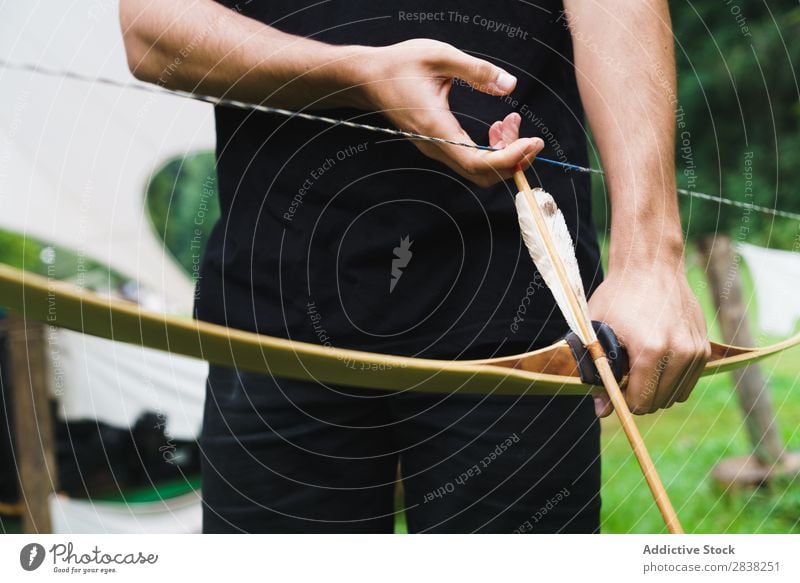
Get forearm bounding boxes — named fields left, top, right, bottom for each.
left=563, top=0, right=683, bottom=271
left=120, top=0, right=537, bottom=186
left=119, top=0, right=368, bottom=109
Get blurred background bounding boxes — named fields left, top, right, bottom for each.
left=0, top=0, right=798, bottom=534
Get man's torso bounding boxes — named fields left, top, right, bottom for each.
left=196, top=0, right=601, bottom=358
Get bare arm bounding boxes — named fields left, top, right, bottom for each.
left=120, top=0, right=368, bottom=109
left=562, top=0, right=710, bottom=415
left=119, top=0, right=543, bottom=186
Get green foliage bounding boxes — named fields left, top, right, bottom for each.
left=0, top=228, right=127, bottom=295
left=592, top=3, right=800, bottom=247
left=672, top=0, right=800, bottom=246
left=0, top=230, right=44, bottom=273
left=145, top=152, right=220, bottom=276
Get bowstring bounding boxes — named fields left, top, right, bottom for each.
left=1, top=58, right=798, bottom=222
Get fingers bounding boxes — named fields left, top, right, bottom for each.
left=656, top=318, right=711, bottom=409
left=489, top=121, right=505, bottom=148
left=418, top=111, right=542, bottom=187
left=594, top=393, right=613, bottom=418
left=624, top=338, right=710, bottom=415
left=664, top=360, right=701, bottom=408
left=651, top=350, right=690, bottom=410
left=434, top=45, right=517, bottom=95
left=625, top=349, right=662, bottom=415
left=374, top=40, right=539, bottom=186
left=673, top=340, right=711, bottom=405
left=489, top=113, right=522, bottom=148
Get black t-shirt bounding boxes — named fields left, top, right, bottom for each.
left=195, top=0, right=602, bottom=359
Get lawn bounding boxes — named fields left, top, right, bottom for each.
left=600, top=363, right=800, bottom=533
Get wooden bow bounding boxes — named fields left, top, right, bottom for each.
left=1, top=263, right=797, bottom=396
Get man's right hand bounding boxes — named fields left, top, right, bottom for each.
left=355, top=39, right=542, bottom=187
left=121, top=0, right=539, bottom=187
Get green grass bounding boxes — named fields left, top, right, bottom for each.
left=600, top=366, right=800, bottom=533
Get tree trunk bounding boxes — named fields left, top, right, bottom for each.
left=696, top=235, right=785, bottom=465
left=3, top=313, right=56, bottom=533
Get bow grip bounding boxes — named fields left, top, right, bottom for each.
left=564, top=321, right=629, bottom=385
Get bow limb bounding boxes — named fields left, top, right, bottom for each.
left=0, top=263, right=797, bottom=396
left=478, top=334, right=800, bottom=381
left=0, top=263, right=586, bottom=396
left=701, top=334, right=800, bottom=375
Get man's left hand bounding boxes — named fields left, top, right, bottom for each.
left=588, top=263, right=711, bottom=417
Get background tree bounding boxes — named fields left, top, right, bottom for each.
left=145, top=152, right=220, bottom=276
left=672, top=0, right=800, bottom=247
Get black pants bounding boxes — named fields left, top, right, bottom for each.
left=200, top=364, right=601, bottom=533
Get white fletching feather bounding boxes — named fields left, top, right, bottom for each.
left=514, top=188, right=595, bottom=345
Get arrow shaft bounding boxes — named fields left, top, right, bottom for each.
left=514, top=168, right=683, bottom=534
left=595, top=355, right=684, bottom=533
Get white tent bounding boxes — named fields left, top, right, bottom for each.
left=0, top=0, right=216, bottom=312
left=50, top=329, right=208, bottom=442
left=0, top=1, right=214, bottom=528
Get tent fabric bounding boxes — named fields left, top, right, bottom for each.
left=737, top=242, right=800, bottom=336
left=0, top=0, right=215, bottom=313
left=50, top=329, right=207, bottom=441
left=0, top=0, right=213, bottom=452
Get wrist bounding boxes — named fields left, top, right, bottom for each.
left=260, top=43, right=375, bottom=110
left=319, top=44, right=376, bottom=110
left=605, top=176, right=686, bottom=272
left=607, top=217, right=685, bottom=274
